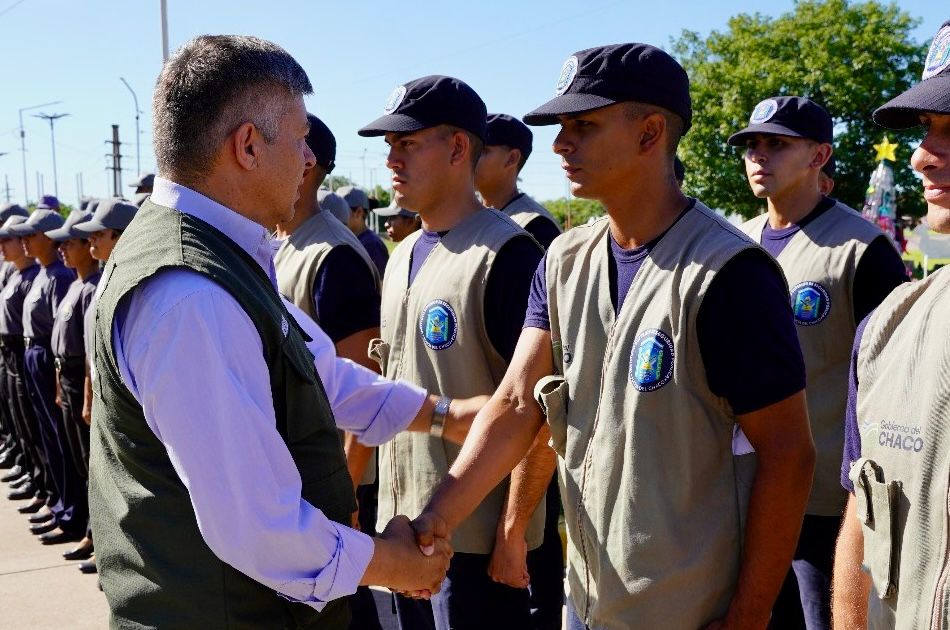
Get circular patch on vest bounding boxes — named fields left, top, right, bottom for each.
left=629, top=328, right=675, bottom=392
left=419, top=299, right=458, bottom=351
left=555, top=56, right=579, bottom=96
left=790, top=281, right=831, bottom=326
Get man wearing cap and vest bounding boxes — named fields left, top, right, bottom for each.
left=411, top=44, right=816, bottom=629
left=274, top=113, right=387, bottom=630
left=476, top=113, right=561, bottom=249
left=832, top=20, right=950, bottom=630
left=88, top=36, right=457, bottom=628
left=0, top=203, right=31, bottom=474
left=358, top=75, right=550, bottom=629
left=9, top=209, right=87, bottom=544
left=374, top=203, right=421, bottom=243
left=338, top=185, right=389, bottom=277
left=476, top=111, right=565, bottom=629
left=45, top=209, right=100, bottom=558
left=0, top=214, right=48, bottom=514
left=728, top=96, right=906, bottom=629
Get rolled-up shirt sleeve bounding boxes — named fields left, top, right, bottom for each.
left=114, top=269, right=374, bottom=610
left=283, top=298, right=426, bottom=446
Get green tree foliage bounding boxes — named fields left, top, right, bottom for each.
left=542, top=198, right=604, bottom=229
left=369, top=185, right=391, bottom=207
left=672, top=0, right=927, bottom=219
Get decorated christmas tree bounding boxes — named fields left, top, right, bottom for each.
left=861, top=137, right=899, bottom=244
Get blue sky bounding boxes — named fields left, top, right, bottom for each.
left=0, top=0, right=942, bottom=206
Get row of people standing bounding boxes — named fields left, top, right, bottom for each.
left=0, top=193, right=141, bottom=575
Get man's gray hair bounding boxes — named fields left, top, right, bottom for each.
left=152, top=35, right=312, bottom=185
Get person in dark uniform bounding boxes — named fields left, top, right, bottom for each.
left=339, top=185, right=389, bottom=277
left=0, top=215, right=46, bottom=515
left=476, top=113, right=562, bottom=250
left=9, top=209, right=84, bottom=543
left=45, top=209, right=100, bottom=558
left=0, top=203, right=31, bottom=473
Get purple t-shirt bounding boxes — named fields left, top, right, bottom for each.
left=410, top=229, right=542, bottom=363
left=840, top=313, right=872, bottom=494
left=311, top=245, right=381, bottom=344
left=357, top=229, right=389, bottom=277
left=524, top=207, right=806, bottom=415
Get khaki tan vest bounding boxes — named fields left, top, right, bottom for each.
left=274, top=211, right=380, bottom=322
left=741, top=202, right=889, bottom=515
left=849, top=266, right=950, bottom=630
left=541, top=204, right=767, bottom=628
left=500, top=194, right=561, bottom=233
left=372, top=209, right=545, bottom=554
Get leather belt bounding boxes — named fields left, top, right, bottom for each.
left=54, top=356, right=85, bottom=371
left=23, top=336, right=51, bottom=349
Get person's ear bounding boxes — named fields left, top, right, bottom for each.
left=231, top=122, right=260, bottom=171
left=504, top=148, right=521, bottom=170
left=448, top=132, right=469, bottom=167
left=812, top=144, right=833, bottom=170
left=638, top=113, right=666, bottom=154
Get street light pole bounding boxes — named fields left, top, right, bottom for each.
left=160, top=0, right=169, bottom=61
left=120, top=77, right=141, bottom=177
left=33, top=112, right=69, bottom=199
left=18, top=100, right=62, bottom=204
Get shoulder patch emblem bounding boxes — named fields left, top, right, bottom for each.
left=629, top=328, right=675, bottom=392
left=419, top=299, right=458, bottom=351
left=384, top=85, right=408, bottom=114
left=555, top=56, right=579, bottom=96
left=790, top=281, right=831, bottom=326
left=749, top=99, right=779, bottom=124
left=924, top=24, right=950, bottom=80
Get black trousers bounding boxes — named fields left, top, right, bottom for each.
left=0, top=349, right=25, bottom=466
left=526, top=479, right=565, bottom=630
left=23, top=343, right=84, bottom=534
left=1, top=336, right=49, bottom=502
left=56, top=356, right=89, bottom=534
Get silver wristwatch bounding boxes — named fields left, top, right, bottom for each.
left=430, top=396, right=452, bottom=438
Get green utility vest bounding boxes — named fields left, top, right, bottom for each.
left=500, top=194, right=561, bottom=233
left=741, top=202, right=888, bottom=516
left=88, top=199, right=356, bottom=630
left=849, top=266, right=950, bottom=630
left=538, top=203, right=769, bottom=628
left=275, top=211, right=381, bottom=323
left=371, top=208, right=545, bottom=554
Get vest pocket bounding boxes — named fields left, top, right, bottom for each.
left=850, top=457, right=902, bottom=599
left=534, top=375, right=568, bottom=456
left=368, top=338, right=390, bottom=374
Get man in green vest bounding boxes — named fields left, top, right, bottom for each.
left=88, top=35, right=456, bottom=629
left=411, top=43, right=817, bottom=629
left=357, top=74, right=551, bottom=629
left=729, top=96, right=906, bottom=629
left=832, top=19, right=950, bottom=629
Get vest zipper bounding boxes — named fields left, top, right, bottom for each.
left=931, top=481, right=950, bottom=630
left=576, top=320, right=618, bottom=625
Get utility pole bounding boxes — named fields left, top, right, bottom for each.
left=160, top=0, right=170, bottom=61
left=76, top=172, right=84, bottom=202
left=18, top=100, right=62, bottom=205
left=120, top=78, right=141, bottom=177
left=3, top=176, right=12, bottom=203
left=36, top=172, right=43, bottom=199
left=107, top=125, right=123, bottom=197
left=33, top=112, right=69, bottom=198
left=361, top=148, right=367, bottom=187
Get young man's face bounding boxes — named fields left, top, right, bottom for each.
left=88, top=229, right=120, bottom=261
left=552, top=103, right=645, bottom=201
left=58, top=238, right=93, bottom=269
left=385, top=214, right=420, bottom=242
left=0, top=237, right=21, bottom=261
left=21, top=232, right=54, bottom=259
left=912, top=113, right=950, bottom=233
left=743, top=134, right=826, bottom=199
left=385, top=126, right=462, bottom=212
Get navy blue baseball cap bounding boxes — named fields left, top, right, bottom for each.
left=45, top=209, right=92, bottom=242
left=358, top=75, right=488, bottom=141
left=9, top=209, right=65, bottom=236
left=0, top=216, right=28, bottom=238
left=485, top=114, right=533, bottom=162
left=728, top=96, right=833, bottom=145
left=874, top=21, right=950, bottom=129
left=0, top=203, right=28, bottom=223
left=306, top=114, right=336, bottom=173
left=73, top=197, right=138, bottom=234
left=523, top=43, right=692, bottom=130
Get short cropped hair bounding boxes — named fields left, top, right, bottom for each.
left=441, top=125, right=483, bottom=171
left=625, top=102, right=686, bottom=156
left=152, top=35, right=312, bottom=184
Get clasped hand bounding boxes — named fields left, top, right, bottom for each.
left=374, top=514, right=452, bottom=598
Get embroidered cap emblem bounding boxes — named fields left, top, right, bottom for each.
left=790, top=281, right=831, bottom=326
left=384, top=85, right=408, bottom=114
left=924, top=25, right=950, bottom=80
left=629, top=328, right=675, bottom=392
left=555, top=56, right=579, bottom=96
left=749, top=99, right=779, bottom=124
left=419, top=299, right=458, bottom=351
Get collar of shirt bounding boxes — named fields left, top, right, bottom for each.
left=151, top=176, right=279, bottom=288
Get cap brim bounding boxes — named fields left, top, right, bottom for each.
left=357, top=113, right=428, bottom=137
left=873, top=75, right=950, bottom=129
left=72, top=220, right=108, bottom=234
left=522, top=93, right=617, bottom=126
left=44, top=228, right=74, bottom=242
left=727, top=123, right=808, bottom=146
left=7, top=224, right=38, bottom=236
